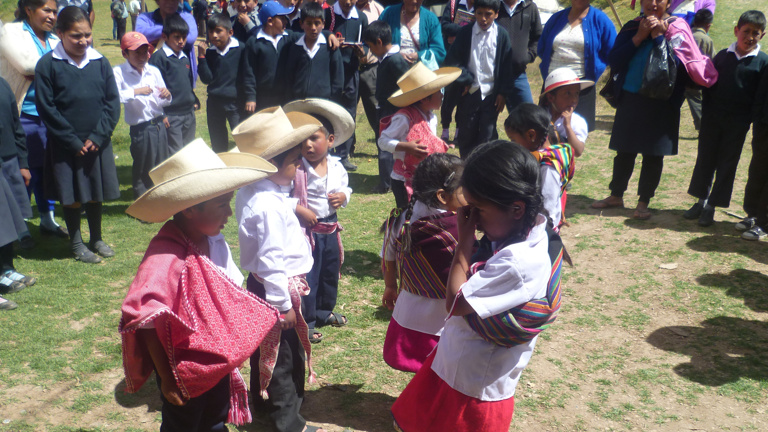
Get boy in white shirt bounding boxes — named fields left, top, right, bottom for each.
left=114, top=32, right=172, bottom=198
left=284, top=99, right=354, bottom=341
left=231, top=107, right=328, bottom=432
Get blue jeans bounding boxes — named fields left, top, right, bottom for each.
left=505, top=73, right=534, bottom=113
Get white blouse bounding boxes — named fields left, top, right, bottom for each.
left=431, top=217, right=550, bottom=401
left=549, top=22, right=586, bottom=78
left=400, top=20, right=420, bottom=57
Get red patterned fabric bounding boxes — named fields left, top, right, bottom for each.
left=382, top=106, right=449, bottom=199
left=119, top=221, right=280, bottom=425
left=256, top=275, right=317, bottom=399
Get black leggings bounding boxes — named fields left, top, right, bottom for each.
left=609, top=152, right=665, bottom=203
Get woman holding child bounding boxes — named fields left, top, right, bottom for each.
left=0, top=0, right=69, bottom=241
left=379, top=0, right=446, bottom=68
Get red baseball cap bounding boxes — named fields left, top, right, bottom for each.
left=121, top=32, right=150, bottom=51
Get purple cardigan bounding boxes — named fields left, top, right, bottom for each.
left=136, top=9, right=199, bottom=85
left=669, top=0, right=716, bottom=15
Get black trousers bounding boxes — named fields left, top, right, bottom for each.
left=157, top=374, right=229, bottom=432
left=332, top=65, right=359, bottom=161
left=129, top=117, right=169, bottom=198
left=207, top=95, right=241, bottom=153
left=247, top=275, right=306, bottom=432
left=166, top=111, right=196, bottom=155
left=744, top=122, right=768, bottom=226
left=376, top=108, right=394, bottom=190
left=440, top=82, right=461, bottom=129
left=358, top=64, right=379, bottom=140
left=456, top=91, right=499, bottom=159
left=609, top=152, right=665, bottom=203
left=302, top=214, right=340, bottom=329
left=391, top=178, right=408, bottom=210
left=687, top=113, right=751, bottom=208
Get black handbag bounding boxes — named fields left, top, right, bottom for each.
left=599, top=68, right=618, bottom=108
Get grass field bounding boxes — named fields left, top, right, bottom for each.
left=1, top=0, right=768, bottom=431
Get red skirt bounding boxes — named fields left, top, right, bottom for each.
left=391, top=354, right=515, bottom=432
left=383, top=318, right=440, bottom=373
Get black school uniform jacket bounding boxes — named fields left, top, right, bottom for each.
left=277, top=37, right=344, bottom=104
left=444, top=23, right=515, bottom=101
left=324, top=6, right=368, bottom=69
left=242, top=29, right=303, bottom=109
left=149, top=47, right=197, bottom=115
left=376, top=51, right=411, bottom=119
left=0, top=77, right=28, bottom=169
left=198, top=40, right=245, bottom=100
left=496, top=0, right=542, bottom=76
left=703, top=48, right=768, bottom=119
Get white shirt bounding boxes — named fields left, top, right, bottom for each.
left=550, top=22, right=586, bottom=78
left=540, top=165, right=562, bottom=227
left=257, top=28, right=287, bottom=50
left=52, top=43, right=102, bottom=69
left=458, top=0, right=474, bottom=12
left=301, top=155, right=352, bottom=219
left=236, top=179, right=313, bottom=312
left=127, top=0, right=141, bottom=14
left=114, top=62, right=172, bottom=125
left=383, top=201, right=452, bottom=336
left=208, top=232, right=245, bottom=287
left=431, top=217, right=550, bottom=400
left=469, top=22, right=498, bottom=99
left=162, top=43, right=187, bottom=59
left=553, top=112, right=588, bottom=144
left=209, top=36, right=239, bottom=56
left=400, top=20, right=419, bottom=56
left=728, top=41, right=762, bottom=61
left=502, top=0, right=523, bottom=17
left=333, top=1, right=359, bottom=19
left=381, top=44, right=401, bottom=60
left=378, top=108, right=438, bottom=181
left=296, top=33, right=327, bottom=59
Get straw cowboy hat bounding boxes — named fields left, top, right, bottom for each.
left=541, top=67, right=594, bottom=95
left=388, top=62, right=461, bottom=108
left=283, top=98, right=355, bottom=146
left=229, top=106, right=321, bottom=161
left=126, top=139, right=276, bottom=223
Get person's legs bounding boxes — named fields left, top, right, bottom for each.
left=575, top=85, right=596, bottom=132
left=158, top=374, right=229, bottom=432
left=316, top=221, right=341, bottom=327
left=181, top=112, right=197, bottom=152
left=477, top=95, right=499, bottom=147
left=112, top=17, right=118, bottom=39
left=687, top=116, right=723, bottom=202
left=455, top=92, right=482, bottom=159
left=165, top=115, right=186, bottom=155
left=505, top=72, right=534, bottom=113
left=637, top=154, right=665, bottom=204
left=303, top=232, right=321, bottom=331
left=84, top=201, right=114, bottom=257
left=333, top=68, right=359, bottom=170
left=358, top=64, right=379, bottom=141
left=744, top=122, right=768, bottom=219
left=129, top=123, right=152, bottom=198
left=117, top=17, right=127, bottom=41
left=608, top=152, right=638, bottom=199
left=706, top=120, right=751, bottom=208
left=63, top=204, right=100, bottom=263
left=685, top=87, right=703, bottom=131
left=440, top=82, right=460, bottom=140
left=391, top=179, right=408, bottom=210
left=207, top=96, right=230, bottom=154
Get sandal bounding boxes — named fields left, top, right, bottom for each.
left=633, top=204, right=652, bottom=220
left=591, top=196, right=624, bottom=209
left=309, top=329, right=323, bottom=344
left=322, top=312, right=348, bottom=327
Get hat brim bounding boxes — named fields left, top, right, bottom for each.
left=388, top=67, right=461, bottom=108
left=541, top=79, right=595, bottom=95
left=283, top=99, right=355, bottom=146
left=232, top=118, right=320, bottom=161
left=126, top=167, right=271, bottom=223
left=217, top=151, right=278, bottom=172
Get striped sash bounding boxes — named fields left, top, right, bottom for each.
left=463, top=228, right=564, bottom=347
left=532, top=144, right=575, bottom=194
left=397, top=213, right=458, bottom=299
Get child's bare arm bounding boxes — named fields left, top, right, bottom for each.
left=295, top=204, right=318, bottom=227
left=327, top=192, right=346, bottom=209
left=137, top=329, right=185, bottom=406
left=382, top=260, right=399, bottom=310
left=561, top=107, right=586, bottom=157
left=395, top=139, right=428, bottom=157
left=446, top=206, right=477, bottom=316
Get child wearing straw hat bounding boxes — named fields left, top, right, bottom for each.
left=119, top=139, right=279, bottom=431
left=230, top=107, right=327, bottom=432
left=283, top=98, right=355, bottom=341
left=378, top=61, right=461, bottom=209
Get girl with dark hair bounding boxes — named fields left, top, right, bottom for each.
left=34, top=6, right=121, bottom=263
left=506, top=103, right=575, bottom=230
left=392, top=140, right=562, bottom=432
left=0, top=0, right=68, bottom=245
left=381, top=153, right=466, bottom=373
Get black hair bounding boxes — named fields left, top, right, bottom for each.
left=462, top=140, right=542, bottom=241
left=207, top=12, right=232, bottom=32
left=363, top=20, right=392, bottom=46
left=473, top=0, right=499, bottom=13
left=738, top=10, right=766, bottom=31
left=300, top=2, right=324, bottom=23
left=56, top=5, right=89, bottom=32
left=271, top=144, right=300, bottom=167
left=504, top=103, right=550, bottom=149
left=18, top=0, right=50, bottom=22
left=692, top=8, right=713, bottom=28
left=163, top=12, right=190, bottom=37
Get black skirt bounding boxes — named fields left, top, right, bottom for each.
left=608, top=91, right=680, bottom=157
left=49, top=137, right=120, bottom=206
left=0, top=170, right=27, bottom=247
left=1, top=157, right=32, bottom=219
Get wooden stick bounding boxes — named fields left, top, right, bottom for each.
left=606, top=0, right=623, bottom=28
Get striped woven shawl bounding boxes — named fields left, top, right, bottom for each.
left=463, top=228, right=564, bottom=347
left=533, top=144, right=575, bottom=194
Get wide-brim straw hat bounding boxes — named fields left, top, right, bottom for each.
left=541, top=67, right=594, bottom=95
left=231, top=106, right=321, bottom=160
left=126, top=138, right=276, bottom=223
left=388, top=62, right=461, bottom=108
left=283, top=98, right=355, bottom=146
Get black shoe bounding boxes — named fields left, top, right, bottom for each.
left=341, top=159, right=358, bottom=172
left=683, top=203, right=703, bottom=220
left=18, top=235, right=35, bottom=250
left=90, top=240, right=115, bottom=258
left=735, top=217, right=757, bottom=232
left=0, top=296, right=17, bottom=310
left=0, top=278, right=25, bottom=295
left=698, top=207, right=715, bottom=227
left=40, top=224, right=69, bottom=238
left=74, top=249, right=102, bottom=264
left=742, top=226, right=768, bottom=241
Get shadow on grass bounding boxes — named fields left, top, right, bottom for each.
left=594, top=114, right=614, bottom=132
left=349, top=171, right=389, bottom=195
left=646, top=316, right=768, bottom=386
left=687, top=234, right=768, bottom=265
left=113, top=376, right=162, bottom=412
left=344, top=249, right=384, bottom=281
left=697, top=269, right=768, bottom=313
left=300, top=384, right=397, bottom=432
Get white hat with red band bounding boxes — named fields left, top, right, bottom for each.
left=541, top=67, right=595, bottom=95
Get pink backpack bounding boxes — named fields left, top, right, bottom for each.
left=665, top=17, right=718, bottom=87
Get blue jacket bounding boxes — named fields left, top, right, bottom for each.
left=538, top=6, right=616, bottom=81
left=379, top=4, right=446, bottom=65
